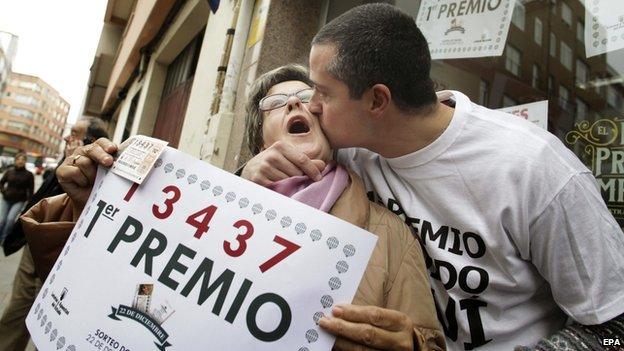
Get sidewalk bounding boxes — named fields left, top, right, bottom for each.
left=0, top=248, right=22, bottom=316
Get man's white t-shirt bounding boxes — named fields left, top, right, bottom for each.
left=337, top=91, right=624, bottom=351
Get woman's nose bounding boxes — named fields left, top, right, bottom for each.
left=285, top=95, right=302, bottom=112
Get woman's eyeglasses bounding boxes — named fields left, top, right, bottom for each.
left=259, top=88, right=314, bottom=111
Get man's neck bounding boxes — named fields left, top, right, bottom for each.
left=368, top=102, right=455, bottom=158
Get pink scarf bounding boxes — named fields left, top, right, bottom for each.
left=267, top=162, right=349, bottom=213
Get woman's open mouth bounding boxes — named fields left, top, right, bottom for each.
left=287, top=116, right=311, bottom=135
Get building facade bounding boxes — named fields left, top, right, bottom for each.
left=0, top=31, right=18, bottom=94
left=0, top=72, right=69, bottom=156
left=83, top=0, right=624, bottom=226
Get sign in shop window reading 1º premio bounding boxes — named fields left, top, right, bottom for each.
left=566, top=117, right=624, bottom=227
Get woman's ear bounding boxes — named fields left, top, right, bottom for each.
left=370, top=84, right=391, bottom=118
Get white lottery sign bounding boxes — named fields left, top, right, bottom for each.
left=416, top=0, right=516, bottom=59
left=26, top=147, right=377, bottom=351
left=498, top=100, right=549, bottom=130
left=584, top=0, right=624, bottom=58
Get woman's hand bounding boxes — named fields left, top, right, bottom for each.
left=57, top=138, right=118, bottom=211
left=320, top=304, right=415, bottom=351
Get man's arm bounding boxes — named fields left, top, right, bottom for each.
left=526, top=172, right=624, bottom=348
left=241, top=141, right=325, bottom=185
left=516, top=313, right=624, bottom=350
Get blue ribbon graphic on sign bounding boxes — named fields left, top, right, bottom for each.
left=108, top=304, right=171, bottom=350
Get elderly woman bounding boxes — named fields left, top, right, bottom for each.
left=24, top=65, right=443, bottom=351
left=244, top=64, right=443, bottom=351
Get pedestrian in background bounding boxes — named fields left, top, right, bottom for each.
left=0, top=153, right=33, bottom=244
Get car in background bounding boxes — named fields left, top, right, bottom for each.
left=25, top=162, right=36, bottom=173
left=26, top=153, right=44, bottom=175
left=0, top=156, right=13, bottom=172
left=43, top=157, right=58, bottom=170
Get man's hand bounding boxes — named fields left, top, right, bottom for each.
left=319, top=304, right=415, bottom=351
left=241, top=141, right=326, bottom=186
left=64, top=138, right=84, bottom=158
left=57, top=138, right=117, bottom=211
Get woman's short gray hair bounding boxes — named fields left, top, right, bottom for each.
left=244, top=64, right=313, bottom=155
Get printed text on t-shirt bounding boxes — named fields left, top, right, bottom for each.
left=368, top=191, right=492, bottom=350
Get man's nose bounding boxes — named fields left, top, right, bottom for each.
left=308, top=97, right=321, bottom=115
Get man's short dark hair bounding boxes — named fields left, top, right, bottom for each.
left=82, top=117, right=108, bottom=143
left=312, top=3, right=437, bottom=113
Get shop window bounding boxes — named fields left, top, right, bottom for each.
left=549, top=33, right=557, bottom=57
left=505, top=45, right=522, bottom=76
left=326, top=0, right=624, bottom=227
left=560, top=42, right=573, bottom=70
left=534, top=18, right=543, bottom=46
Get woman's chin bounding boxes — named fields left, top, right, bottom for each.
left=284, top=137, right=332, bottom=163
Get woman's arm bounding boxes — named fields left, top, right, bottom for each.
left=381, top=213, right=445, bottom=351
left=20, top=193, right=78, bottom=280
left=320, top=207, right=444, bottom=351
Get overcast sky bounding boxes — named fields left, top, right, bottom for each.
left=0, top=0, right=108, bottom=124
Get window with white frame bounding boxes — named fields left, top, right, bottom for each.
left=7, top=120, right=29, bottom=133
left=532, top=64, right=540, bottom=89
left=12, top=93, right=39, bottom=107
left=575, top=59, right=588, bottom=85
left=561, top=2, right=573, bottom=27
left=505, top=44, right=522, bottom=76
left=512, top=3, right=525, bottom=30
left=550, top=33, right=557, bottom=57
left=534, top=18, right=543, bottom=45
left=10, top=107, right=34, bottom=119
left=560, top=42, right=573, bottom=70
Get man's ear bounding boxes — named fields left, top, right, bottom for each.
left=370, top=84, right=391, bottom=118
